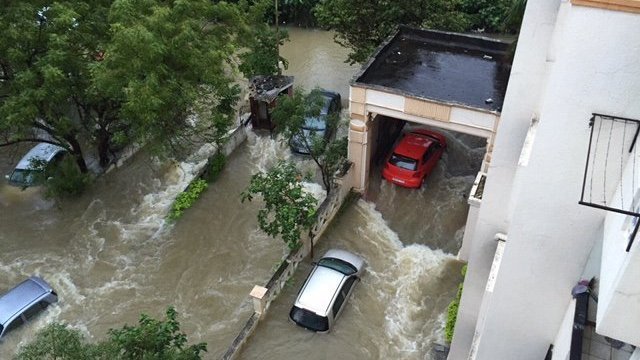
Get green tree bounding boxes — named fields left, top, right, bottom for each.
left=0, top=1, right=109, bottom=172
left=90, top=0, right=243, bottom=159
left=271, top=89, right=348, bottom=194
left=15, top=307, right=205, bottom=360
left=237, top=0, right=289, bottom=78
left=14, top=323, right=95, bottom=360
left=460, top=0, right=514, bottom=33
left=241, top=160, right=318, bottom=250
left=504, top=0, right=527, bottom=32
left=0, top=0, right=274, bottom=175
left=314, top=0, right=516, bottom=64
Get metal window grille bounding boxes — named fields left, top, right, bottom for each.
left=579, top=113, right=640, bottom=252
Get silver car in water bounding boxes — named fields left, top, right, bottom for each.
left=0, top=276, right=58, bottom=339
left=5, top=142, right=67, bottom=188
left=289, top=249, right=365, bottom=332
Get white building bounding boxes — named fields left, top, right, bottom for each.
left=449, top=0, right=640, bottom=359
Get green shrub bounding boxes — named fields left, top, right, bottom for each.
left=42, top=156, right=92, bottom=199
left=16, top=307, right=206, bottom=359
left=169, top=179, right=208, bottom=220
left=445, top=264, right=468, bottom=343
left=203, top=152, right=226, bottom=183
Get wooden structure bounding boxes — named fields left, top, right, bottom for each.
left=248, top=75, right=294, bottom=130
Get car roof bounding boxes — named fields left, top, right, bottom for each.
left=15, top=143, right=66, bottom=170
left=393, top=132, right=434, bottom=160
left=295, top=266, right=345, bottom=317
left=0, top=277, right=54, bottom=325
left=311, top=90, right=339, bottom=115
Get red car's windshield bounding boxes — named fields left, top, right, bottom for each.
left=389, top=153, right=417, bottom=171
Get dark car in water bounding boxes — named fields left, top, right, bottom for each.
left=289, top=90, right=341, bottom=154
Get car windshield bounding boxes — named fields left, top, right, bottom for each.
left=389, top=153, right=418, bottom=171
left=317, top=257, right=357, bottom=275
left=303, top=116, right=326, bottom=131
left=290, top=306, right=329, bottom=332
left=9, top=169, right=39, bottom=186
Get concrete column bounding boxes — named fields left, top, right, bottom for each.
left=458, top=172, right=485, bottom=261
left=249, top=285, right=268, bottom=315
left=348, top=118, right=368, bottom=192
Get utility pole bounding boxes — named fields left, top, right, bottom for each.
left=275, top=0, right=281, bottom=75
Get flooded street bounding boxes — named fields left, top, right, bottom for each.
left=0, top=27, right=480, bottom=359
left=239, top=130, right=480, bottom=359
left=280, top=27, right=358, bottom=103
left=0, top=138, right=287, bottom=358
left=240, top=200, right=464, bottom=360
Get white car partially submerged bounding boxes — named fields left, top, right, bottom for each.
left=5, top=143, right=67, bottom=188
left=289, top=249, right=365, bottom=332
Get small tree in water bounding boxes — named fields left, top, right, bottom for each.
left=241, top=161, right=318, bottom=250
left=271, top=89, right=348, bottom=195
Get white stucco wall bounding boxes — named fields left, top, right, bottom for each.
left=550, top=299, right=576, bottom=360
left=470, top=3, right=640, bottom=359
left=449, top=0, right=563, bottom=357
left=598, top=147, right=640, bottom=346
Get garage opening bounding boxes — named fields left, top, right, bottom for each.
left=365, top=115, right=487, bottom=252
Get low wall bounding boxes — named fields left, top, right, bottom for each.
left=105, top=113, right=250, bottom=176
left=221, top=165, right=355, bottom=360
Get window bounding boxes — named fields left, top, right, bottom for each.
left=289, top=306, right=329, bottom=332
left=22, top=301, right=47, bottom=320
left=389, top=153, right=418, bottom=171
left=332, top=289, right=346, bottom=316
left=9, top=169, right=39, bottom=186
left=4, top=317, right=24, bottom=336
left=318, top=258, right=357, bottom=275
left=423, top=143, right=440, bottom=163
left=332, top=277, right=357, bottom=316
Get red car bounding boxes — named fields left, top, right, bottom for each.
left=382, top=129, right=447, bottom=188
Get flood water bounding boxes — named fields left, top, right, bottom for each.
left=280, top=27, right=358, bottom=104
left=0, top=28, right=480, bottom=359
left=239, top=129, right=479, bottom=359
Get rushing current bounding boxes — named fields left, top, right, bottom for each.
left=0, top=27, right=481, bottom=359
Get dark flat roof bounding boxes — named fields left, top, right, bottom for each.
left=354, top=26, right=512, bottom=112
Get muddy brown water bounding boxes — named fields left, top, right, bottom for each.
left=0, top=28, right=479, bottom=359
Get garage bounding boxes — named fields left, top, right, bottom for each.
left=346, top=25, right=512, bottom=255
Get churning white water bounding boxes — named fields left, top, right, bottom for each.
left=239, top=199, right=463, bottom=360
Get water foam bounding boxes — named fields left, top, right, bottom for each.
left=353, top=200, right=456, bottom=359
left=246, top=132, right=291, bottom=173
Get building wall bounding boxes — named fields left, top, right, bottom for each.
left=551, top=299, right=576, bottom=360
left=465, top=3, right=640, bottom=359
left=449, top=0, right=563, bottom=357
left=598, top=146, right=640, bottom=346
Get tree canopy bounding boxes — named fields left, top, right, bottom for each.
left=241, top=160, right=318, bottom=250
left=314, top=0, right=519, bottom=64
left=0, top=0, right=279, bottom=173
